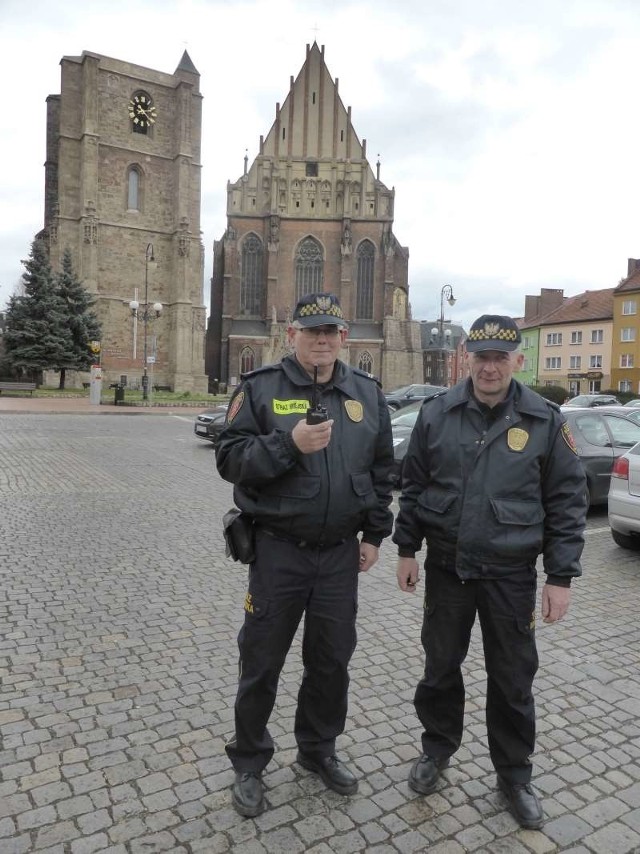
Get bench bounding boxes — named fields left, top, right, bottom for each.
left=0, top=382, right=36, bottom=395
left=153, top=385, right=172, bottom=392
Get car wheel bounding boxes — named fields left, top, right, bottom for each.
left=611, top=529, right=640, bottom=550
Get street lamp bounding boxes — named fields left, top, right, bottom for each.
left=435, top=284, right=456, bottom=385
left=129, top=243, right=162, bottom=401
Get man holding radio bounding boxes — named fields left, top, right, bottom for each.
left=216, top=292, right=394, bottom=817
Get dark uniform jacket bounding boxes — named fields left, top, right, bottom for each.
left=393, top=379, right=586, bottom=583
left=216, top=355, right=394, bottom=548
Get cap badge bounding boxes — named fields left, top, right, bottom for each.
left=316, top=295, right=332, bottom=311
left=507, top=427, right=529, bottom=452
left=345, top=400, right=363, bottom=422
left=484, top=322, right=500, bottom=337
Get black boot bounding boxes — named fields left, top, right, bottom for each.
left=232, top=771, right=265, bottom=817
left=297, top=752, right=358, bottom=795
left=408, top=754, right=450, bottom=794
left=498, top=777, right=544, bottom=829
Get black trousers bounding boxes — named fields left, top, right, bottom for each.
left=415, top=556, right=539, bottom=784
left=226, top=530, right=360, bottom=773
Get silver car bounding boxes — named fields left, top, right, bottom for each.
left=608, top=441, right=640, bottom=549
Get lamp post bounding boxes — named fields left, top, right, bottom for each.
left=129, top=243, right=162, bottom=401
left=434, top=284, right=456, bottom=385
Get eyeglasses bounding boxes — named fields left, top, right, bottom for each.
left=298, top=325, right=343, bottom=338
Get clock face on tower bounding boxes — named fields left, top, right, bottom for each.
left=128, top=93, right=157, bottom=129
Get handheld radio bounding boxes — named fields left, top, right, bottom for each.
left=306, top=365, right=329, bottom=425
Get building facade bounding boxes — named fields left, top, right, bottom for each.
left=43, top=50, right=208, bottom=392
left=612, top=260, right=640, bottom=394
left=207, top=43, right=422, bottom=391
left=535, top=289, right=615, bottom=393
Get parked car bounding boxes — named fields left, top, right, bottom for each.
left=563, top=393, right=620, bottom=408
left=608, top=440, right=640, bottom=549
left=194, top=407, right=227, bottom=446
left=623, top=399, right=640, bottom=407
left=389, top=400, right=425, bottom=485
left=384, top=383, right=448, bottom=412
left=563, top=408, right=640, bottom=506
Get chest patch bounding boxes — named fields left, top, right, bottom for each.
left=272, top=398, right=309, bottom=415
left=507, top=427, right=529, bottom=451
left=345, top=400, right=363, bottom=422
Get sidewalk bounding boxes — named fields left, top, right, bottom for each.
left=0, top=395, right=206, bottom=415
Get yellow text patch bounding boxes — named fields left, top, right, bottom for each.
left=272, top=398, right=310, bottom=415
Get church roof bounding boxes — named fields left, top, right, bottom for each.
left=175, top=50, right=199, bottom=75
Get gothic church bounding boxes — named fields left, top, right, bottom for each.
left=207, top=43, right=422, bottom=389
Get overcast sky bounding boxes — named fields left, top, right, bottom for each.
left=2, top=0, right=640, bottom=331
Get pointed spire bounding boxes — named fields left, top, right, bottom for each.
left=175, top=50, right=199, bottom=75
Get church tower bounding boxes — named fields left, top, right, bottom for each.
left=44, top=50, right=208, bottom=392
left=208, top=42, right=422, bottom=389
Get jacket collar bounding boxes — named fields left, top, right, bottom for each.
left=280, top=356, right=361, bottom=398
left=443, top=378, right=551, bottom=420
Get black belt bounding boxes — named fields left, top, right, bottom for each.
left=258, top=526, right=348, bottom=550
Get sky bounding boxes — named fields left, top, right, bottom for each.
left=2, top=0, right=640, bottom=332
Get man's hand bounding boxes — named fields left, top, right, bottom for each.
left=541, top=583, right=571, bottom=624
left=358, top=542, right=379, bottom=573
left=291, top=418, right=334, bottom=454
left=397, top=556, right=419, bottom=592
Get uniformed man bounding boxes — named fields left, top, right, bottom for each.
left=217, top=292, right=394, bottom=817
left=393, top=314, right=586, bottom=829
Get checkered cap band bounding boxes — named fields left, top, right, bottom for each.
left=467, top=327, right=519, bottom=342
left=297, top=302, right=344, bottom=320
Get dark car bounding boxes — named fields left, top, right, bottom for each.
left=563, top=393, right=620, bottom=408
left=562, top=407, right=640, bottom=506
left=194, top=407, right=227, bottom=446
left=389, top=400, right=426, bottom=485
left=385, top=383, right=448, bottom=412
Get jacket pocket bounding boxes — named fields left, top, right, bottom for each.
left=489, top=498, right=544, bottom=526
left=416, top=486, right=458, bottom=515
left=415, top=487, right=459, bottom=535
left=351, top=471, right=377, bottom=509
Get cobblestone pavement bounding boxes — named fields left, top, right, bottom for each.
left=1, top=412, right=640, bottom=853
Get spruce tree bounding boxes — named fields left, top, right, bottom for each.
left=3, top=239, right=75, bottom=384
left=55, top=248, right=102, bottom=389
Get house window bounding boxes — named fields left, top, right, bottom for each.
left=358, top=351, right=373, bottom=373
left=570, top=356, right=581, bottom=369
left=545, top=357, right=561, bottom=370
left=127, top=166, right=140, bottom=210
left=621, top=327, right=636, bottom=342
left=591, top=329, right=603, bottom=343
left=621, top=354, right=634, bottom=368
left=623, top=300, right=637, bottom=315
left=295, top=237, right=324, bottom=300
left=356, top=240, right=375, bottom=320
left=620, top=379, right=633, bottom=392
left=240, top=347, right=255, bottom=374
left=240, top=234, right=264, bottom=316
left=546, top=332, right=562, bottom=345
left=590, top=354, right=603, bottom=368
left=305, top=162, right=318, bottom=177
left=522, top=336, right=530, bottom=349
left=570, top=331, right=582, bottom=344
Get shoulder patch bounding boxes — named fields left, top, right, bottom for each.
left=561, top=422, right=578, bottom=455
left=226, top=390, right=245, bottom=424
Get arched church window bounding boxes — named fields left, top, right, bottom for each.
left=356, top=240, right=375, bottom=319
left=240, top=347, right=255, bottom=374
left=127, top=166, right=141, bottom=211
left=240, top=234, right=264, bottom=316
left=295, top=237, right=324, bottom=301
left=358, top=351, right=373, bottom=374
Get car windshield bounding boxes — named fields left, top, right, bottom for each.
left=387, top=385, right=413, bottom=397
left=391, top=403, right=422, bottom=427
